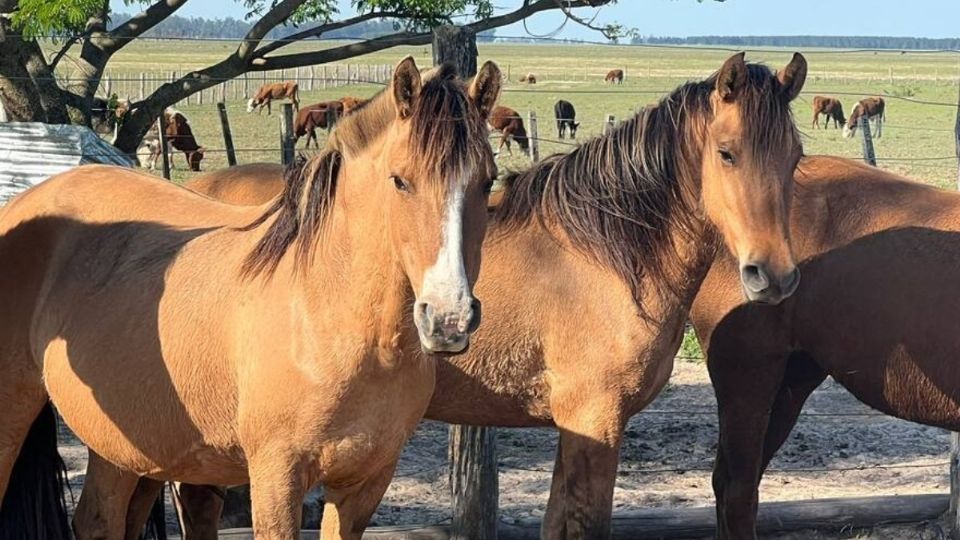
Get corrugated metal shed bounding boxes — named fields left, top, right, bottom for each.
left=0, top=122, right=135, bottom=205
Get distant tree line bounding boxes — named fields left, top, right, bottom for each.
left=631, top=35, right=960, bottom=50
left=108, top=12, right=495, bottom=41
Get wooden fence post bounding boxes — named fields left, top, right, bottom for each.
left=604, top=113, right=616, bottom=135
left=280, top=103, right=295, bottom=166
left=139, top=72, right=146, bottom=100
left=951, top=79, right=960, bottom=540
left=243, top=73, right=249, bottom=99
left=528, top=110, right=540, bottom=162
left=218, top=102, right=238, bottom=167
left=449, top=426, right=498, bottom=540
left=158, top=112, right=171, bottom=180
left=859, top=116, right=876, bottom=166
left=432, top=23, right=499, bottom=540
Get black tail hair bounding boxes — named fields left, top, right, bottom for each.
left=0, top=402, right=71, bottom=540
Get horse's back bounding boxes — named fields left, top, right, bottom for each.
left=185, top=163, right=285, bottom=206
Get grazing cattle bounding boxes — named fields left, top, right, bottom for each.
left=488, top=105, right=530, bottom=156
left=246, top=81, right=299, bottom=115
left=138, top=108, right=205, bottom=171
left=605, top=69, right=624, bottom=84
left=339, top=96, right=368, bottom=115
left=293, top=100, right=345, bottom=148
left=843, top=96, right=885, bottom=138
left=811, top=95, right=845, bottom=129
left=554, top=99, right=580, bottom=139
left=519, top=73, right=537, bottom=84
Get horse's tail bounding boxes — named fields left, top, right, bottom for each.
left=141, top=488, right=168, bottom=540
left=0, top=402, right=71, bottom=540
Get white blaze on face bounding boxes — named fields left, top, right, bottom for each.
left=419, top=172, right=470, bottom=317
left=246, top=99, right=256, bottom=113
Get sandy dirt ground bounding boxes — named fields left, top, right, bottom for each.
left=59, top=360, right=952, bottom=538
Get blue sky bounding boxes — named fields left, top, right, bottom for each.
left=111, top=0, right=960, bottom=40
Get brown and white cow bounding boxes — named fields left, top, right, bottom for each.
left=843, top=96, right=885, bottom=138
left=138, top=108, right=205, bottom=172
left=519, top=73, right=537, bottom=84
left=812, top=95, right=846, bottom=129
left=605, top=69, right=624, bottom=84
left=293, top=100, right=344, bottom=148
left=488, top=105, right=530, bottom=156
left=246, top=81, right=300, bottom=115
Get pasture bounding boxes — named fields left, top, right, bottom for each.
left=61, top=39, right=960, bottom=188
left=36, top=39, right=960, bottom=538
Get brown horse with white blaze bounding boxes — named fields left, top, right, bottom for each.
left=104, top=52, right=808, bottom=540
left=689, top=155, right=960, bottom=539
left=843, top=96, right=885, bottom=138
left=0, top=57, right=502, bottom=540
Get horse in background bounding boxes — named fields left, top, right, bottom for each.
left=519, top=73, right=537, bottom=84
left=690, top=155, right=960, bottom=538
left=843, top=96, right=885, bottom=138
left=605, top=69, right=624, bottom=84
left=247, top=81, right=300, bottom=115
left=488, top=105, right=530, bottom=156
left=554, top=99, right=580, bottom=139
left=811, top=95, right=845, bottom=129
left=0, top=57, right=503, bottom=540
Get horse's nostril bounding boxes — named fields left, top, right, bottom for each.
left=467, top=298, right=482, bottom=334
left=782, top=267, right=801, bottom=295
left=740, top=264, right=771, bottom=293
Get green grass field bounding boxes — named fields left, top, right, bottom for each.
left=54, top=39, right=960, bottom=186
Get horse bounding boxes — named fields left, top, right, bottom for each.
left=247, top=81, right=300, bottom=115
left=554, top=99, right=579, bottom=139
left=104, top=52, right=808, bottom=540
left=605, top=69, right=624, bottom=84
left=0, top=57, right=503, bottom=540
left=843, top=96, right=885, bottom=138
left=339, top=96, right=368, bottom=115
left=488, top=105, right=530, bottom=156
left=688, top=154, right=960, bottom=539
left=183, top=163, right=285, bottom=206
left=811, top=95, right=845, bottom=129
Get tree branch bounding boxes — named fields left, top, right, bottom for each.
left=48, top=32, right=85, bottom=71
left=101, top=0, right=189, bottom=53
left=254, top=10, right=406, bottom=58
left=237, top=0, right=307, bottom=61
left=252, top=0, right=611, bottom=71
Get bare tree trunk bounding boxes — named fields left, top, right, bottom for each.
left=0, top=1, right=49, bottom=121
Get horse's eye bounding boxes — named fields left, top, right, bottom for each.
left=483, top=179, right=495, bottom=195
left=392, top=175, right=410, bottom=193
left=718, top=149, right=735, bottom=165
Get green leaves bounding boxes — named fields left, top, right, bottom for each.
left=10, top=0, right=106, bottom=38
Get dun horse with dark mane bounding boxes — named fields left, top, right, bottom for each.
left=0, top=57, right=503, bottom=539
left=97, top=52, right=809, bottom=540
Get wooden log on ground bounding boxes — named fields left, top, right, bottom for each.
left=217, top=493, right=949, bottom=540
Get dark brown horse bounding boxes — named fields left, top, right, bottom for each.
left=811, top=95, right=845, bottom=129
left=690, top=154, right=960, bottom=539
left=488, top=105, right=530, bottom=156
left=843, top=96, right=885, bottom=138
left=97, top=52, right=809, bottom=540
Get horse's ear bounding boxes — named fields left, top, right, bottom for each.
left=469, top=61, right=502, bottom=121
left=392, top=56, right=422, bottom=119
left=716, top=52, right=747, bottom=102
left=777, top=52, right=807, bottom=102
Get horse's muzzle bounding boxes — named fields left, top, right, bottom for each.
left=740, top=263, right=800, bottom=305
left=414, top=297, right=482, bottom=355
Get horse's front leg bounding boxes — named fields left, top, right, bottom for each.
left=73, top=450, right=142, bottom=540
left=543, top=392, right=625, bottom=540
left=174, top=483, right=226, bottom=540
left=320, top=461, right=398, bottom=540
left=248, top=446, right=308, bottom=540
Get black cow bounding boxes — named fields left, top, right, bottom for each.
left=554, top=99, right=579, bottom=139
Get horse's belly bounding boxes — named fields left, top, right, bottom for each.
left=42, top=338, right=247, bottom=482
